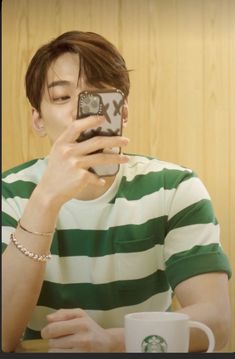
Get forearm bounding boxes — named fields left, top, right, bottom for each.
left=2, top=187, right=60, bottom=352
left=176, top=302, right=231, bottom=352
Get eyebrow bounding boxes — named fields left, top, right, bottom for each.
left=47, top=80, right=72, bottom=89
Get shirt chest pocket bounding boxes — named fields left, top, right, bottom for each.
left=114, top=235, right=160, bottom=286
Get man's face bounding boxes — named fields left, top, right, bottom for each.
left=36, top=52, right=114, bottom=144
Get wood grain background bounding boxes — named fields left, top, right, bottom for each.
left=2, top=0, right=235, bottom=352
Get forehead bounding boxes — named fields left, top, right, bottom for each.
left=46, top=52, right=80, bottom=85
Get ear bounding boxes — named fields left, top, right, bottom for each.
left=122, top=99, right=129, bottom=128
left=32, top=108, right=47, bottom=137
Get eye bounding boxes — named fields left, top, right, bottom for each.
left=52, top=96, right=71, bottom=103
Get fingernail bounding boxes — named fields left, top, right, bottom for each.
left=99, top=178, right=106, bottom=185
left=122, top=137, right=130, bottom=144
left=120, top=154, right=129, bottom=162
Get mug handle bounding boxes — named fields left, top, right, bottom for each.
left=189, top=320, right=215, bottom=352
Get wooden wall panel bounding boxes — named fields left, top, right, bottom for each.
left=204, top=0, right=230, bottom=248
left=229, top=0, right=235, bottom=352
left=2, top=0, right=235, bottom=352
left=176, top=0, right=204, bottom=172
left=149, top=0, right=178, bottom=161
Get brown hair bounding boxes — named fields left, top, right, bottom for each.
left=25, top=31, right=130, bottom=112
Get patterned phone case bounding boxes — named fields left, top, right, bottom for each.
left=77, top=89, right=124, bottom=177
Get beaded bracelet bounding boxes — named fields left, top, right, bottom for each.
left=18, top=220, right=54, bottom=237
left=10, top=233, right=52, bottom=262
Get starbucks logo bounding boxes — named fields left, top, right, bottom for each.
left=141, top=335, right=168, bottom=353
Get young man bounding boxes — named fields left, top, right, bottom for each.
left=2, top=31, right=232, bottom=353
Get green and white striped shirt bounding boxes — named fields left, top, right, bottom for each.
left=2, top=154, right=231, bottom=339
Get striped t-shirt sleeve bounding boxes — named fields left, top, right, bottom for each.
left=2, top=196, right=19, bottom=252
left=2, top=159, right=40, bottom=252
left=164, top=173, right=232, bottom=289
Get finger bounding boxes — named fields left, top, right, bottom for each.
left=41, top=315, right=89, bottom=339
left=57, top=116, right=105, bottom=144
left=47, top=308, right=86, bottom=323
left=48, top=332, right=93, bottom=352
left=49, top=333, right=78, bottom=349
left=79, top=153, right=129, bottom=169
left=74, top=135, right=129, bottom=156
left=42, top=318, right=80, bottom=339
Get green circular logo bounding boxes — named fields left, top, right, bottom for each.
left=141, top=335, right=168, bottom=353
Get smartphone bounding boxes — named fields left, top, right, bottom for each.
left=76, top=89, right=125, bottom=177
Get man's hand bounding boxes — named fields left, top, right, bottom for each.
left=41, top=308, right=125, bottom=352
left=36, top=115, right=129, bottom=207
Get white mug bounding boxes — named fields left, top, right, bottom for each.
left=125, top=312, right=215, bottom=353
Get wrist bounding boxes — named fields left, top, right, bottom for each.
left=31, top=184, right=63, bottom=213
left=19, top=186, right=62, bottom=235
left=106, top=328, right=125, bottom=352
